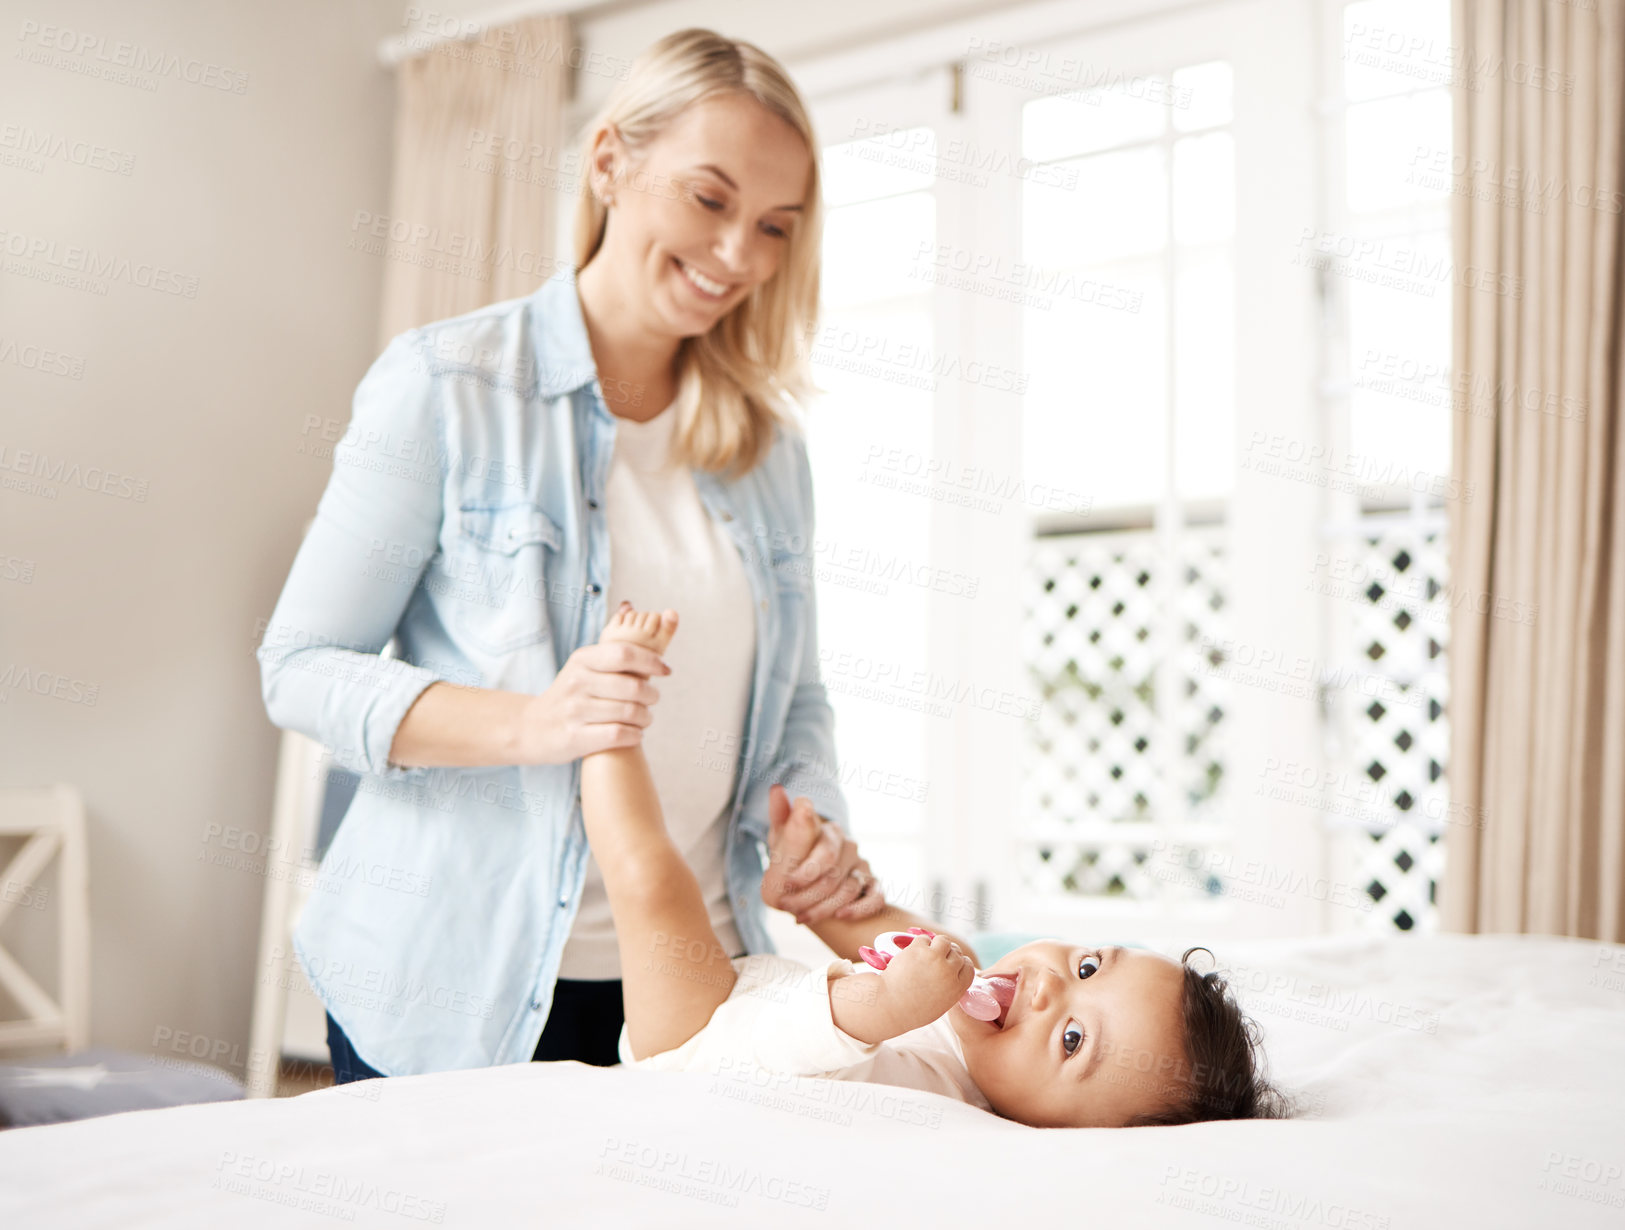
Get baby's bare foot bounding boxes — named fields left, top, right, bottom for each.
left=600, top=600, right=679, bottom=655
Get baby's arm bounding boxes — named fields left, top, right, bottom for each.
left=578, top=607, right=739, bottom=1061
left=826, top=932, right=975, bottom=1044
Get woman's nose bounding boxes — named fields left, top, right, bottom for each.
left=711, top=224, right=752, bottom=276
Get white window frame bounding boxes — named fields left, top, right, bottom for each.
left=802, top=0, right=1336, bottom=945
left=1312, top=0, right=1455, bottom=934
left=806, top=70, right=963, bottom=925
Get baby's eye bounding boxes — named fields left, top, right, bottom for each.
left=1062, top=1019, right=1085, bottom=1057
left=1078, top=954, right=1101, bottom=979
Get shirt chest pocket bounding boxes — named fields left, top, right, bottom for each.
left=448, top=501, right=563, bottom=655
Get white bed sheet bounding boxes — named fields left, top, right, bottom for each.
left=2, top=932, right=1622, bottom=1228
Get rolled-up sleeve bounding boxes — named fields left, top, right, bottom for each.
left=740, top=430, right=851, bottom=836
left=256, top=331, right=450, bottom=783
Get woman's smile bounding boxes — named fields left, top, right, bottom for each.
left=671, top=255, right=734, bottom=300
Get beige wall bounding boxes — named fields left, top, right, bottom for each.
left=0, top=0, right=1026, bottom=1072
left=0, top=0, right=409, bottom=1063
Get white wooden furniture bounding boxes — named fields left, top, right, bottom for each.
left=0, top=785, right=89, bottom=1055
left=245, top=729, right=349, bottom=1098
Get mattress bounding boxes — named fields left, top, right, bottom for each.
left=1, top=931, right=1621, bottom=1228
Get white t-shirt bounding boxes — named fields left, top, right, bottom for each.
left=616, top=952, right=994, bottom=1113
left=556, top=403, right=758, bottom=979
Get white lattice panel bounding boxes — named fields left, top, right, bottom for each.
left=1021, top=527, right=1230, bottom=903
left=1325, top=522, right=1449, bottom=932
left=1175, top=535, right=1229, bottom=823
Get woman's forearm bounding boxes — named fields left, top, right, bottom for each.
left=387, top=681, right=535, bottom=769
left=806, top=904, right=981, bottom=969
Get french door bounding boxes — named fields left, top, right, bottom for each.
left=805, top=0, right=1333, bottom=946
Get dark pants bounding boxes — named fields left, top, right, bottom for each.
left=325, top=979, right=626, bottom=1083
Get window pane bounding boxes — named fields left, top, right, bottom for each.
left=821, top=128, right=937, bottom=207
left=1172, top=60, right=1233, bottom=132
left=1346, top=226, right=1453, bottom=484
left=1020, top=58, right=1238, bottom=514
left=1023, top=84, right=1166, bottom=162
left=1173, top=132, right=1234, bottom=245
left=1346, top=88, right=1451, bottom=212
left=807, top=294, right=934, bottom=845
left=1023, top=258, right=1167, bottom=508
left=1174, top=249, right=1234, bottom=501
left=1343, top=0, right=1454, bottom=102
left=1328, top=1, right=1456, bottom=936
left=1017, top=53, right=1240, bottom=913
left=821, top=192, right=934, bottom=309
left=1024, top=145, right=1166, bottom=266
left=811, top=120, right=937, bottom=850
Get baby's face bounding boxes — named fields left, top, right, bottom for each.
left=949, top=940, right=1187, bottom=1128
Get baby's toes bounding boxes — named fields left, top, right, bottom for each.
left=652, top=611, right=679, bottom=653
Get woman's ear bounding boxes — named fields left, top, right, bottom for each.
left=588, top=123, right=625, bottom=199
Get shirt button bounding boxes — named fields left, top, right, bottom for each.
left=558, top=895, right=569, bottom=908
left=587, top=583, right=601, bottom=595
left=530, top=997, right=543, bottom=1012
left=720, top=510, right=733, bottom=522
left=587, top=498, right=599, bottom=510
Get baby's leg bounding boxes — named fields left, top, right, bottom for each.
left=579, top=604, right=738, bottom=1060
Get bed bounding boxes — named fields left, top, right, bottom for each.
left=2, top=930, right=1621, bottom=1228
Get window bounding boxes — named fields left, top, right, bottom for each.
left=803, top=0, right=1454, bottom=940
left=804, top=80, right=949, bottom=921
left=1315, top=0, right=1455, bottom=932
left=1019, top=58, right=1237, bottom=911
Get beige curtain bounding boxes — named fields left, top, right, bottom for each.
left=377, top=13, right=575, bottom=346
left=1444, top=0, right=1625, bottom=940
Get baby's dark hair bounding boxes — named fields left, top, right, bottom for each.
left=1124, top=946, right=1293, bottom=1127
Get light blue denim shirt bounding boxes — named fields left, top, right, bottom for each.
left=256, top=267, right=848, bottom=1076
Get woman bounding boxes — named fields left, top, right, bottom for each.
left=257, top=28, right=972, bottom=1082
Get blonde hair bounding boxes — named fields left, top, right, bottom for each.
left=571, top=28, right=823, bottom=477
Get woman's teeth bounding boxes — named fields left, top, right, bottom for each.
left=676, top=259, right=728, bottom=297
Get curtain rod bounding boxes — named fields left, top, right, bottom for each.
left=376, top=0, right=1218, bottom=97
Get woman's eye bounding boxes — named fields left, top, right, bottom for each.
left=763, top=223, right=788, bottom=238
left=696, top=194, right=723, bottom=210
left=1078, top=954, right=1101, bottom=979
left=1062, top=1020, right=1085, bottom=1057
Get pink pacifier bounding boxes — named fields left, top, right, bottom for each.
left=857, top=927, right=1016, bottom=1025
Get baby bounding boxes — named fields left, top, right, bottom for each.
left=582, top=603, right=1285, bottom=1129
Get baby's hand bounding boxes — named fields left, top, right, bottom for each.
left=876, top=934, right=974, bottom=1034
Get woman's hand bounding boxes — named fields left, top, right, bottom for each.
left=761, top=784, right=886, bottom=924
left=515, top=636, right=672, bottom=763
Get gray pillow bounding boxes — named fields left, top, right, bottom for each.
left=0, top=1047, right=245, bottom=1128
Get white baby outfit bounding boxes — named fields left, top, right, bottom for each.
left=616, top=953, right=994, bottom=1112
